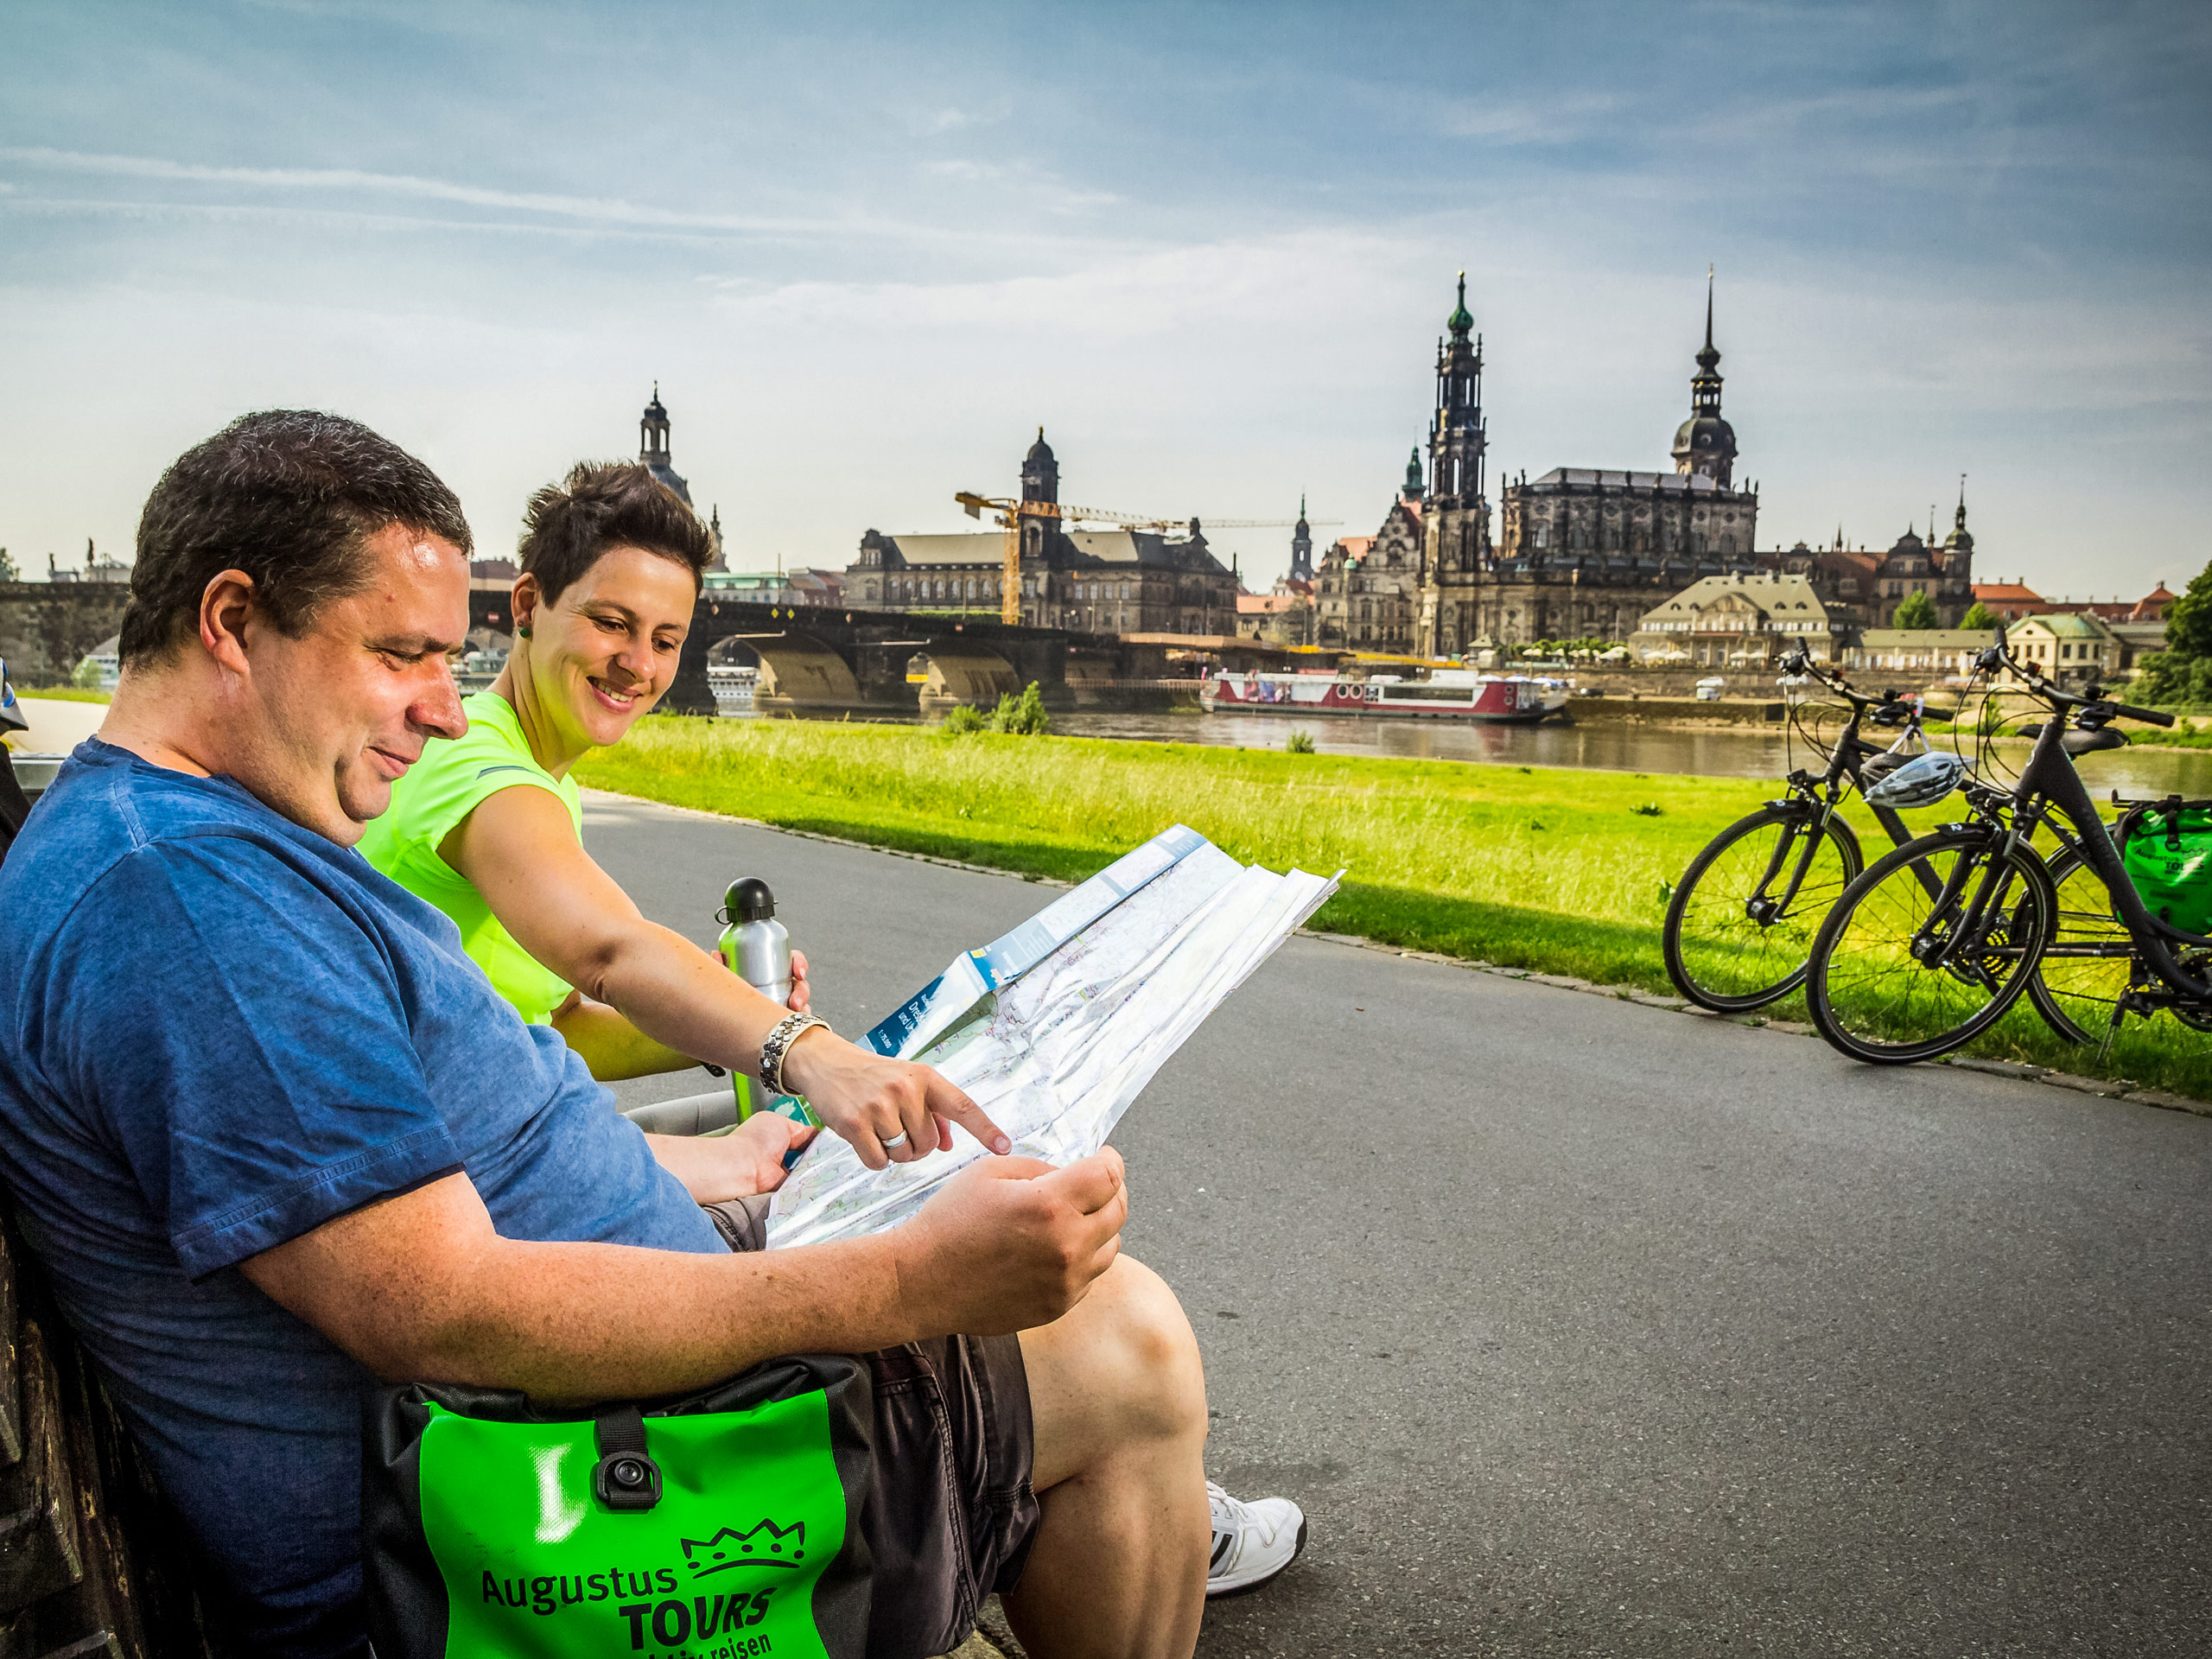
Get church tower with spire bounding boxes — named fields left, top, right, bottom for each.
left=1289, top=495, right=1314, bottom=583
left=1671, top=276, right=1738, bottom=486
left=1417, top=272, right=1493, bottom=656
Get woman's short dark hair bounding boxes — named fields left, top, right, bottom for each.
left=119, top=410, right=473, bottom=668
left=518, top=461, right=714, bottom=607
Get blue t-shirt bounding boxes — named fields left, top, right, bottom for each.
left=0, top=740, right=723, bottom=1656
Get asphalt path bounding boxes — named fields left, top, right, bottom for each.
left=584, top=790, right=2212, bottom=1658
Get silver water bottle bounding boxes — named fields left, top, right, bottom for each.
left=718, top=879, right=817, bottom=1132
left=718, top=877, right=791, bottom=1005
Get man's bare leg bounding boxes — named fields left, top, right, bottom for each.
left=1004, top=1255, right=1209, bottom=1659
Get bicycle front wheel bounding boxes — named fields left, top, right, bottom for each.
left=2027, top=843, right=2138, bottom=1044
left=1807, top=830, right=2053, bottom=1064
left=1663, top=804, right=1863, bottom=1011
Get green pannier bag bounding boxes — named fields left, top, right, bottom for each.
left=365, top=1355, right=874, bottom=1659
left=2122, top=801, right=2212, bottom=938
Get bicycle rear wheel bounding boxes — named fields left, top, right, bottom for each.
left=2027, top=844, right=2139, bottom=1044
left=1662, top=804, right=1862, bottom=1011
left=1807, top=830, right=2052, bottom=1064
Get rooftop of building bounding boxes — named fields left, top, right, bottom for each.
left=2012, top=611, right=2118, bottom=639
left=1520, top=467, right=1745, bottom=496
left=1642, top=570, right=1834, bottom=623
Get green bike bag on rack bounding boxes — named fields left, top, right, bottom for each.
left=2121, top=800, right=2212, bottom=938
left=364, top=1353, right=874, bottom=1659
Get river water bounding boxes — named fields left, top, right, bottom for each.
left=717, top=697, right=2212, bottom=796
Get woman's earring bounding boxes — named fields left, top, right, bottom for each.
left=518, top=626, right=532, bottom=639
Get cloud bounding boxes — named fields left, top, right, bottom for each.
left=1433, top=92, right=1624, bottom=144
left=0, top=145, right=893, bottom=239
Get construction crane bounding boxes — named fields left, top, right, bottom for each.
left=955, top=492, right=1342, bottom=625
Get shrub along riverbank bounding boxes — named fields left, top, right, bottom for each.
left=578, top=717, right=2210, bottom=1101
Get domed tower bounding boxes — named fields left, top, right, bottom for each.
left=1402, top=446, right=1425, bottom=505
left=1020, top=428, right=1058, bottom=506
left=1938, top=476, right=1974, bottom=614
left=638, top=383, right=694, bottom=506
left=1289, top=494, right=1314, bottom=583
left=1671, top=277, right=1738, bottom=486
left=1018, top=427, right=1059, bottom=568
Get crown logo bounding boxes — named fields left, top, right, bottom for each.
left=680, top=1521, right=807, bottom=1576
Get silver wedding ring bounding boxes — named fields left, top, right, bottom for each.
left=880, top=1131, right=909, bottom=1150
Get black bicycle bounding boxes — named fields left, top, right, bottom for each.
left=1662, top=648, right=1928, bottom=1012
left=1803, top=638, right=2205, bottom=1064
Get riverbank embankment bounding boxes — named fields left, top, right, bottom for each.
left=576, top=716, right=2209, bottom=1102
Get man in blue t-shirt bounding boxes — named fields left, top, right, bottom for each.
left=0, top=413, right=1270, bottom=1658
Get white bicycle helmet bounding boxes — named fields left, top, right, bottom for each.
left=1863, top=750, right=1967, bottom=809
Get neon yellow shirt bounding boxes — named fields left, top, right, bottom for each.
left=359, top=691, right=582, bottom=1025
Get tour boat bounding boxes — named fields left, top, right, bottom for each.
left=1199, top=668, right=1568, bottom=723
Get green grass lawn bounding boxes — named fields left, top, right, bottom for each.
left=16, top=686, right=112, bottom=703
left=579, top=716, right=2212, bottom=1102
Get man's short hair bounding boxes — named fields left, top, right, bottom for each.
left=120, top=410, right=474, bottom=668
left=517, top=461, right=714, bottom=607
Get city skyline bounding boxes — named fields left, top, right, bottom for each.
left=2, top=1, right=2205, bottom=601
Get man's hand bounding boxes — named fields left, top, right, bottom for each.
left=890, top=1150, right=1128, bottom=1335
left=646, top=1114, right=819, bottom=1205
left=781, top=1028, right=1012, bottom=1170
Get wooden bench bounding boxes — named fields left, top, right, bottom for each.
left=0, top=1217, right=230, bottom=1657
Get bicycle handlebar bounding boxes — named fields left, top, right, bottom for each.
left=1989, top=658, right=2178, bottom=727
left=1780, top=647, right=1909, bottom=714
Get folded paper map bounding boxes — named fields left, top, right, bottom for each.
left=766, top=826, right=1340, bottom=1248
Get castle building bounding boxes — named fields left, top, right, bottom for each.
left=637, top=386, right=726, bottom=569
left=845, top=429, right=1239, bottom=633
left=1758, top=486, right=1975, bottom=627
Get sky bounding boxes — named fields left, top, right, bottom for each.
left=2, top=0, right=2207, bottom=601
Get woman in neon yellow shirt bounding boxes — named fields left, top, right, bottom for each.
left=362, top=461, right=1009, bottom=1174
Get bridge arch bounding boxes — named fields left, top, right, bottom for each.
left=916, top=646, right=1021, bottom=710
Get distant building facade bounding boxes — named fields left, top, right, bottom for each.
left=1844, top=629, right=2000, bottom=681
left=1390, top=274, right=1761, bottom=655
left=2009, top=612, right=2120, bottom=686
left=1630, top=571, right=1844, bottom=667
left=845, top=430, right=1238, bottom=632
left=1318, top=461, right=1424, bottom=650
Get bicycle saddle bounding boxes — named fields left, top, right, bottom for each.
left=2018, top=722, right=2130, bottom=755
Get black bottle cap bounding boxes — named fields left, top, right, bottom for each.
left=724, top=877, right=775, bottom=923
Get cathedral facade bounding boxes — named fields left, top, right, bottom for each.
left=1386, top=276, right=1760, bottom=654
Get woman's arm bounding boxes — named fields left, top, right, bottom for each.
left=549, top=990, right=698, bottom=1079
left=442, top=786, right=1008, bottom=1168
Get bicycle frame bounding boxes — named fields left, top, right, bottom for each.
left=2012, top=721, right=2212, bottom=1001
left=1750, top=673, right=1920, bottom=918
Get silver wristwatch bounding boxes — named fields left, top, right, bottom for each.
left=758, top=1013, right=830, bottom=1096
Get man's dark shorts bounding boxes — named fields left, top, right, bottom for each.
left=706, top=1198, right=1039, bottom=1659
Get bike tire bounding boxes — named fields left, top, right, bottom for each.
left=2026, top=843, right=2136, bottom=1045
left=1662, top=804, right=1863, bottom=1012
left=1806, top=830, right=2053, bottom=1065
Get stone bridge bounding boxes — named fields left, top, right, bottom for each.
left=469, top=586, right=1185, bottom=715
left=0, top=583, right=130, bottom=684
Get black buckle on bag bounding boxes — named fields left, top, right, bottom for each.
left=592, top=1406, right=662, bottom=1513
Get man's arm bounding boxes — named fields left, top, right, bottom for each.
left=238, top=1149, right=1127, bottom=1404
left=444, top=786, right=1004, bottom=1167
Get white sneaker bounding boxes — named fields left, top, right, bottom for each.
left=1205, top=1480, right=1306, bottom=1597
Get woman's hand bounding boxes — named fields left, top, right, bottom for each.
left=787, top=949, right=810, bottom=1014
left=646, top=1113, right=820, bottom=1205
left=781, top=1028, right=1013, bottom=1172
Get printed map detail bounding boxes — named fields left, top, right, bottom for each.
left=766, top=829, right=1338, bottom=1248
